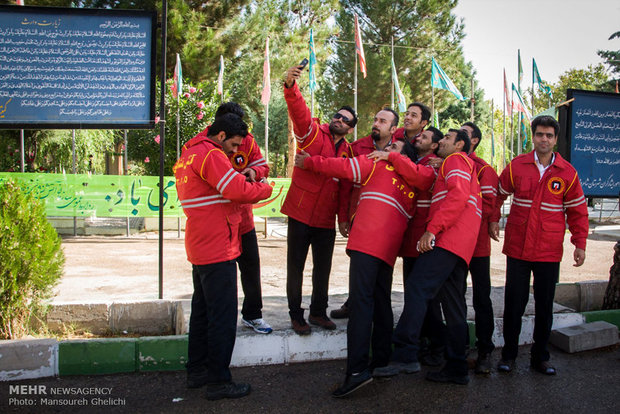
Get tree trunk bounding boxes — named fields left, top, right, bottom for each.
left=286, top=114, right=295, bottom=178
left=602, top=241, right=620, bottom=309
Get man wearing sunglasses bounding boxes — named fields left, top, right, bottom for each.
left=282, top=64, right=357, bottom=335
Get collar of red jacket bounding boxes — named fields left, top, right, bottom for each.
left=523, top=150, right=567, bottom=170
left=183, top=129, right=221, bottom=151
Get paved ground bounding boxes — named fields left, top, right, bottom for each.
left=1, top=345, right=619, bottom=413
left=54, top=221, right=618, bottom=304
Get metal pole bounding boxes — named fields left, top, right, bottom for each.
left=510, top=88, right=514, bottom=159
left=265, top=102, right=269, bottom=163
left=124, top=130, right=129, bottom=237
left=502, top=89, right=506, bottom=170
left=158, top=0, right=168, bottom=300
left=72, top=129, right=77, bottom=237
left=19, top=130, right=25, bottom=172
left=491, top=99, right=495, bottom=168
left=431, top=86, right=435, bottom=127
left=390, top=36, right=394, bottom=109
left=470, top=78, right=474, bottom=122
left=354, top=53, right=358, bottom=141
left=176, top=92, right=181, bottom=239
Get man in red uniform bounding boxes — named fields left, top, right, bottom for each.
left=494, top=116, right=588, bottom=375
left=393, top=102, right=431, bottom=143
left=211, top=102, right=273, bottom=335
left=174, top=113, right=273, bottom=399
left=460, top=121, right=500, bottom=374
left=296, top=135, right=433, bottom=397
left=282, top=65, right=355, bottom=335
left=372, top=129, right=481, bottom=385
left=330, top=108, right=402, bottom=320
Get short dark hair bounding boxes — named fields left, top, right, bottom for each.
left=215, top=102, right=245, bottom=119
left=531, top=115, right=559, bottom=136
left=208, top=113, right=248, bottom=141
left=401, top=139, right=418, bottom=162
left=338, top=105, right=358, bottom=128
left=381, top=107, right=399, bottom=127
left=449, top=128, right=471, bottom=154
left=426, top=126, right=443, bottom=144
left=408, top=102, right=431, bottom=122
left=462, top=121, right=482, bottom=150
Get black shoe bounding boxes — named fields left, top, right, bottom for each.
left=186, top=371, right=209, bottom=389
left=205, top=382, right=251, bottom=401
left=372, top=361, right=420, bottom=377
left=420, top=351, right=444, bottom=367
left=309, top=314, right=337, bottom=330
left=330, top=304, right=350, bottom=319
left=475, top=353, right=492, bottom=375
left=291, top=317, right=311, bottom=335
left=497, top=359, right=515, bottom=373
left=425, top=369, right=470, bottom=385
left=332, top=370, right=373, bottom=398
left=531, top=360, right=556, bottom=375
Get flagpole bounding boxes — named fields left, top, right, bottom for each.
left=510, top=87, right=514, bottom=159
left=431, top=85, right=435, bottom=127
left=354, top=52, right=358, bottom=141
left=391, top=36, right=394, bottom=109
left=265, top=103, right=269, bottom=163
left=491, top=99, right=495, bottom=168
left=531, top=59, right=535, bottom=117
left=470, top=78, right=474, bottom=122
left=19, top=130, right=25, bottom=172
left=502, top=86, right=506, bottom=170
left=176, top=90, right=181, bottom=238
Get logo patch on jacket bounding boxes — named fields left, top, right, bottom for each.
left=547, top=177, right=565, bottom=195
left=231, top=151, right=248, bottom=169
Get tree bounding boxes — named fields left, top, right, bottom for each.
left=318, top=0, right=486, bottom=134
left=597, top=30, right=620, bottom=89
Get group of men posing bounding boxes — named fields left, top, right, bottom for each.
left=173, top=63, right=589, bottom=400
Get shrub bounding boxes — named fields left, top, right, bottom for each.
left=0, top=179, right=64, bottom=339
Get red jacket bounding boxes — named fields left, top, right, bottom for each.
left=469, top=152, right=500, bottom=257
left=496, top=151, right=588, bottom=262
left=304, top=154, right=415, bottom=267
left=198, top=127, right=270, bottom=235
left=174, top=135, right=273, bottom=265
left=394, top=151, right=481, bottom=264
left=281, top=82, right=352, bottom=228
left=396, top=153, right=440, bottom=258
left=345, top=134, right=396, bottom=220
left=393, top=127, right=421, bottom=144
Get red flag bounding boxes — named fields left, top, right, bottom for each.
left=16, top=0, right=24, bottom=5
left=261, top=37, right=271, bottom=106
left=354, top=15, right=367, bottom=78
left=504, top=69, right=512, bottom=117
left=616, top=80, right=619, bottom=94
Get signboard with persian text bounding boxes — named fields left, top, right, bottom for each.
left=0, top=5, right=156, bottom=129
left=565, top=89, right=620, bottom=198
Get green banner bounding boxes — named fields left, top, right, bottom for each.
left=0, top=173, right=290, bottom=218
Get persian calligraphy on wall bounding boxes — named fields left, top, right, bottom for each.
left=0, top=5, right=155, bottom=129
left=0, top=173, right=290, bottom=218
left=566, top=89, right=620, bottom=197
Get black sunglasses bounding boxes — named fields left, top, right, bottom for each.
left=333, top=112, right=354, bottom=127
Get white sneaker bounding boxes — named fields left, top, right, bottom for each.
left=242, top=318, right=273, bottom=334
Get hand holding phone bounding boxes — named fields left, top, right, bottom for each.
left=298, top=58, right=309, bottom=70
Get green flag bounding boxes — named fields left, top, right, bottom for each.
left=308, top=29, right=317, bottom=92
left=518, top=49, right=523, bottom=92
left=391, top=58, right=407, bottom=112
left=431, top=57, right=466, bottom=101
left=532, top=58, right=552, bottom=96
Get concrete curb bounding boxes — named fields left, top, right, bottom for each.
left=3, top=311, right=608, bottom=381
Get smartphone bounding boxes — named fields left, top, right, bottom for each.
left=298, top=58, right=309, bottom=69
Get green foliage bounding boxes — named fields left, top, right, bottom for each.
left=0, top=180, right=64, bottom=339
left=319, top=0, right=487, bottom=134
left=597, top=31, right=620, bottom=88
left=126, top=78, right=220, bottom=176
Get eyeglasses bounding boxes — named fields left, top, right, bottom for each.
left=333, top=112, right=354, bottom=127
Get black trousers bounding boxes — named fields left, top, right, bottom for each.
left=186, top=260, right=238, bottom=384
left=403, top=256, right=446, bottom=356
left=347, top=250, right=394, bottom=374
left=392, top=247, right=469, bottom=375
left=238, top=229, right=263, bottom=320
left=286, top=217, right=336, bottom=319
left=468, top=256, right=495, bottom=355
left=501, top=257, right=559, bottom=363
